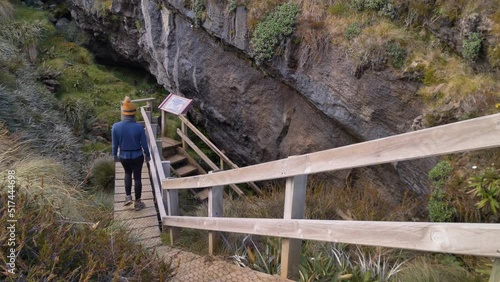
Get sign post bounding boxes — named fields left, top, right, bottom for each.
left=158, top=93, right=193, bottom=137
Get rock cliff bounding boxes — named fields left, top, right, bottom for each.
left=69, top=0, right=434, bottom=198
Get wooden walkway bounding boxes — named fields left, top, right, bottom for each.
left=114, top=162, right=291, bottom=281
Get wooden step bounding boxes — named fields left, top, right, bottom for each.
left=175, top=165, right=198, bottom=177
left=166, top=154, right=187, bottom=166
left=161, top=137, right=181, bottom=149
left=195, top=189, right=209, bottom=201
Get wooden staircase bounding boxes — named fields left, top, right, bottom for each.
left=161, top=136, right=209, bottom=199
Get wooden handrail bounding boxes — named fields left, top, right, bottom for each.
left=131, top=98, right=156, bottom=103
left=177, top=129, right=244, bottom=196
left=141, top=107, right=167, bottom=220
left=178, top=115, right=263, bottom=195
left=162, top=216, right=500, bottom=257
left=163, top=113, right=500, bottom=190
left=158, top=111, right=500, bottom=279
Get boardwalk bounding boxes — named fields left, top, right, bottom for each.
left=114, top=162, right=291, bottom=281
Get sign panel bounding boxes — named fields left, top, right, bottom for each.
left=158, top=93, right=193, bottom=115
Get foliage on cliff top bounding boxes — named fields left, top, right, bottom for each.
left=250, top=2, right=300, bottom=63
left=244, top=0, right=499, bottom=121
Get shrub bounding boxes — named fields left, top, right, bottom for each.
left=364, top=0, right=388, bottom=10
left=462, top=32, right=482, bottom=62
left=89, top=156, right=115, bottom=192
left=351, top=0, right=388, bottom=11
left=386, top=42, right=407, bottom=68
left=328, top=2, right=349, bottom=16
left=193, top=0, right=206, bottom=27
left=428, top=161, right=453, bottom=185
left=428, top=187, right=456, bottom=222
left=344, top=23, right=361, bottom=40
left=351, top=0, right=365, bottom=11
left=250, top=3, right=300, bottom=63
left=428, top=161, right=456, bottom=222
left=467, top=165, right=500, bottom=216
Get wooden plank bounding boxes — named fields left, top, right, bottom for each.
left=281, top=176, right=307, bottom=280
left=163, top=114, right=500, bottom=190
left=131, top=97, right=156, bottom=103
left=177, top=129, right=244, bottom=196
left=162, top=216, right=500, bottom=257
left=161, top=136, right=182, bottom=149
left=490, top=258, right=500, bottom=282
left=167, top=154, right=187, bottom=165
left=178, top=115, right=262, bottom=195
left=177, top=147, right=207, bottom=175
left=208, top=184, right=223, bottom=256
left=175, top=165, right=198, bottom=177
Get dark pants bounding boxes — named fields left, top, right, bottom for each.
left=120, top=155, right=144, bottom=200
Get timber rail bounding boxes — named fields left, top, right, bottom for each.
left=123, top=98, right=500, bottom=281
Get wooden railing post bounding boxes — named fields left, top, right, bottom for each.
left=161, top=111, right=167, bottom=137
left=156, top=139, right=162, bottom=158
left=490, top=258, right=500, bottom=282
left=161, top=160, right=171, bottom=213
left=146, top=101, right=153, bottom=123
left=181, top=120, right=187, bottom=150
left=208, top=171, right=223, bottom=256
left=151, top=123, right=158, bottom=137
left=281, top=175, right=307, bottom=280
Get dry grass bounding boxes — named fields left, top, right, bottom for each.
left=0, top=125, right=173, bottom=280
left=246, top=0, right=285, bottom=31
left=395, top=255, right=485, bottom=282
left=295, top=0, right=334, bottom=68
left=0, top=0, right=14, bottom=20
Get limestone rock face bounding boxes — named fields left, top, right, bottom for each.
left=68, top=0, right=434, bottom=197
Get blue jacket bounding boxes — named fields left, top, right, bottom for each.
left=112, top=120, right=150, bottom=160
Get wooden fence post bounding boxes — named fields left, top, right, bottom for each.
left=162, top=161, right=179, bottom=244
left=146, top=101, right=153, bottom=123
left=151, top=123, right=158, bottom=137
left=156, top=139, right=163, bottom=159
left=281, top=175, right=307, bottom=280
left=181, top=120, right=187, bottom=150
left=490, top=258, right=500, bottom=282
left=208, top=171, right=223, bottom=256
left=161, top=111, right=167, bottom=137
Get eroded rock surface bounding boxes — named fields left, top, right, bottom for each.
left=69, top=0, right=434, bottom=198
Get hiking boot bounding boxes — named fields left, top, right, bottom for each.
left=123, top=195, right=133, bottom=206
left=134, top=200, right=145, bottom=211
